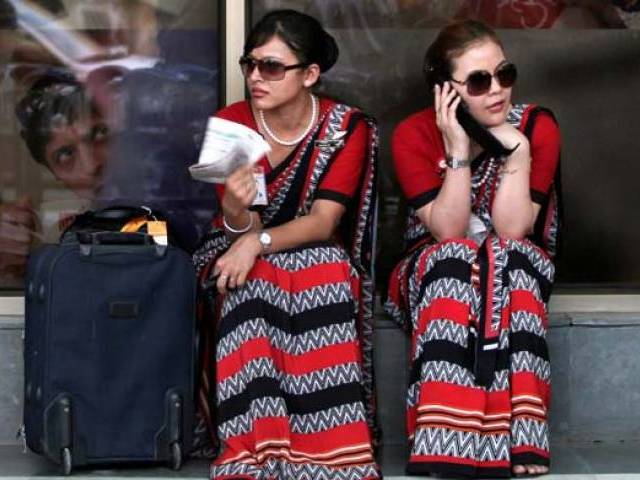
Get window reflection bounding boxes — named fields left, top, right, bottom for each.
left=0, top=0, right=220, bottom=289
left=252, top=0, right=640, bottom=288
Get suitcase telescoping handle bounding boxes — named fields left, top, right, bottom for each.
left=89, top=205, right=157, bottom=221
left=77, top=232, right=167, bottom=258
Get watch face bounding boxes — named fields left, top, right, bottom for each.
left=259, top=231, right=272, bottom=247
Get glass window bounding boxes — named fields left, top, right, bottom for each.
left=251, top=0, right=640, bottom=289
left=0, top=0, right=222, bottom=289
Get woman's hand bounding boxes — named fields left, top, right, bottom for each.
left=213, top=231, right=261, bottom=294
left=222, top=165, right=257, bottom=217
left=434, top=82, right=470, bottom=159
left=488, top=122, right=530, bottom=155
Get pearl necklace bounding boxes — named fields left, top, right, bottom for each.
left=258, top=94, right=318, bottom=147
left=471, top=157, right=495, bottom=189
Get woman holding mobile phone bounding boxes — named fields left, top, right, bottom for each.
left=192, top=9, right=380, bottom=480
left=385, top=20, right=561, bottom=478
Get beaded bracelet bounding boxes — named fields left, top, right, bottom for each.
left=223, top=212, right=253, bottom=234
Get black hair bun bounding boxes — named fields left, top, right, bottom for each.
left=245, top=9, right=340, bottom=74
left=317, top=29, right=338, bottom=72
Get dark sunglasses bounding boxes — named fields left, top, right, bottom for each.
left=239, top=56, right=309, bottom=81
left=450, top=62, right=517, bottom=96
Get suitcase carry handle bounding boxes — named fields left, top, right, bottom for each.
left=61, top=206, right=163, bottom=243
left=77, top=232, right=167, bottom=259
left=77, top=231, right=153, bottom=245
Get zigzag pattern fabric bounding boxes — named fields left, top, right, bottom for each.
left=192, top=99, right=380, bottom=479
left=386, top=103, right=560, bottom=477
left=213, top=460, right=380, bottom=480
left=386, top=236, right=553, bottom=478
left=217, top=318, right=358, bottom=358
left=212, top=246, right=378, bottom=479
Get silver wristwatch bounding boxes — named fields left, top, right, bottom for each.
left=445, top=154, right=471, bottom=169
left=258, top=231, right=272, bottom=254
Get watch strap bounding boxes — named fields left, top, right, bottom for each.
left=445, top=155, right=471, bottom=169
left=258, top=231, right=272, bottom=254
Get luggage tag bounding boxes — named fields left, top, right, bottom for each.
left=121, top=217, right=147, bottom=233
left=147, top=221, right=168, bottom=245
left=252, top=166, right=268, bottom=206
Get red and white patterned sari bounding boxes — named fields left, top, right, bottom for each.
left=386, top=105, right=561, bottom=477
left=193, top=98, right=380, bottom=480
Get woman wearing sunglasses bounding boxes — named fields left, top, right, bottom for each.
left=192, top=9, right=380, bottom=480
left=385, top=20, right=561, bottom=478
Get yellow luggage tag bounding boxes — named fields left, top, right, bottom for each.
left=120, top=217, right=147, bottom=233
left=147, top=221, right=168, bottom=246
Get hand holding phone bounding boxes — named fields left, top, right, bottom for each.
left=434, top=83, right=471, bottom=158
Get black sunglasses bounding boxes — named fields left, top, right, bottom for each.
left=450, top=62, right=517, bottom=96
left=239, top=56, right=309, bottom=81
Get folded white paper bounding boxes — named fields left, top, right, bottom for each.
left=189, top=117, right=271, bottom=184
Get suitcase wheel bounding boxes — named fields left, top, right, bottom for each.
left=61, top=447, right=72, bottom=476
left=170, top=442, right=182, bottom=470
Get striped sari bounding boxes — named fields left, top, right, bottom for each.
left=193, top=100, right=380, bottom=480
left=386, top=105, right=560, bottom=477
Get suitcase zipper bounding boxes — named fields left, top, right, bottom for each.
left=41, top=248, right=73, bottom=413
left=24, top=246, right=55, bottom=450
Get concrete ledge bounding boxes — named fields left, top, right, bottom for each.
left=0, top=297, right=23, bottom=317
left=3, top=443, right=640, bottom=479
left=549, top=295, right=640, bottom=313
left=4, top=293, right=640, bottom=319
left=0, top=315, right=24, bottom=330
left=375, top=311, right=640, bottom=329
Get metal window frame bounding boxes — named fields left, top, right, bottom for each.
left=223, top=0, right=247, bottom=105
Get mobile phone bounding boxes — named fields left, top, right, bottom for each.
left=455, top=100, right=516, bottom=158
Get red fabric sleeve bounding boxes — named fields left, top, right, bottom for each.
left=215, top=101, right=255, bottom=126
left=528, top=112, right=561, bottom=204
left=315, top=119, right=368, bottom=207
left=392, top=108, right=445, bottom=210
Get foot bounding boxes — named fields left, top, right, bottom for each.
left=513, top=464, right=549, bottom=476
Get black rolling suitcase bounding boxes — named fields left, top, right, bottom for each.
left=21, top=208, right=196, bottom=475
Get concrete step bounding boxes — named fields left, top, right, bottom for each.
left=5, top=312, right=640, bottom=445
left=4, top=311, right=640, bottom=478
left=2, top=442, right=640, bottom=479
left=373, top=311, right=640, bottom=446
left=0, top=315, right=21, bottom=447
